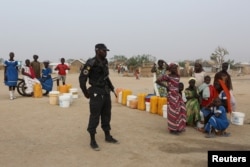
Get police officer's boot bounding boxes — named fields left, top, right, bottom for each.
left=104, top=131, right=119, bottom=144
left=90, top=134, right=100, bottom=151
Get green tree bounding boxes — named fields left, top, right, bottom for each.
left=210, top=46, right=229, bottom=70
left=109, top=55, right=128, bottom=62
left=126, top=54, right=156, bottom=69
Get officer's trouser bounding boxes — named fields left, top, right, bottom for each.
left=87, top=93, right=111, bottom=134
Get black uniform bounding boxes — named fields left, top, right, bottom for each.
left=79, top=56, right=114, bottom=135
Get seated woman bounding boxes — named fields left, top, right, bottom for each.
left=39, top=60, right=53, bottom=92
left=21, top=59, right=40, bottom=95
left=204, top=97, right=230, bottom=138
left=185, top=77, right=200, bottom=127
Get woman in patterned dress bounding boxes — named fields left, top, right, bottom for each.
left=156, top=63, right=186, bottom=134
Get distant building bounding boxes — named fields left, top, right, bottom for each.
left=69, top=59, right=85, bottom=73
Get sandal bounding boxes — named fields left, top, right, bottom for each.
left=221, top=132, right=231, bottom=137
left=205, top=133, right=216, bottom=138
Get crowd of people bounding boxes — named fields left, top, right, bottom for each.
left=3, top=48, right=236, bottom=152
left=153, top=61, right=235, bottom=138
left=3, top=52, right=70, bottom=98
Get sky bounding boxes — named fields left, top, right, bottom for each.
left=1, top=0, right=250, bottom=63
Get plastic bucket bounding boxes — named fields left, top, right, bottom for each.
left=63, top=93, right=73, bottom=104
left=231, top=112, right=245, bottom=125
left=126, top=95, right=137, bottom=107
left=59, top=95, right=71, bottom=108
left=59, top=85, right=69, bottom=93
left=69, top=88, right=78, bottom=98
left=129, top=100, right=138, bottom=109
left=49, top=91, right=60, bottom=105
left=162, top=105, right=167, bottom=118
left=145, top=102, right=150, bottom=112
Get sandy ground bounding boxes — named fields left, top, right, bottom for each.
left=0, top=70, right=250, bottom=167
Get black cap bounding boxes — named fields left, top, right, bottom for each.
left=95, top=43, right=110, bottom=51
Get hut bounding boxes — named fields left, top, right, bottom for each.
left=69, top=59, right=85, bottom=74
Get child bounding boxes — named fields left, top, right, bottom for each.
left=204, top=97, right=230, bottom=138
left=21, top=59, right=40, bottom=95
left=198, top=75, right=217, bottom=108
left=179, top=82, right=187, bottom=103
left=4, top=52, right=19, bottom=100
left=134, top=69, right=140, bottom=80
left=54, top=58, right=70, bottom=86
left=198, top=75, right=218, bottom=130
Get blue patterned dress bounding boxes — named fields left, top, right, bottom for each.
left=4, top=60, right=18, bottom=86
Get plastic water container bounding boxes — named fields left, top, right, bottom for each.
left=137, top=93, right=146, bottom=111
left=145, top=102, right=150, bottom=112
left=157, top=97, right=167, bottom=116
left=63, top=93, right=73, bottom=104
left=129, top=100, right=138, bottom=109
left=33, top=83, right=43, bottom=98
left=231, top=112, right=245, bottom=125
left=118, top=91, right=123, bottom=103
left=150, top=96, right=158, bottom=114
left=126, top=95, right=137, bottom=107
left=49, top=91, right=60, bottom=105
left=59, top=95, right=71, bottom=108
left=69, top=88, right=78, bottom=98
left=122, top=89, right=132, bottom=105
left=58, top=85, right=69, bottom=93
left=115, top=88, right=123, bottom=102
left=145, top=94, right=154, bottom=102
left=162, top=105, right=167, bottom=118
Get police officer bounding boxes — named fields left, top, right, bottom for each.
left=79, top=43, right=118, bottom=151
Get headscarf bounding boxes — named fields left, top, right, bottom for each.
left=188, top=77, right=196, bottom=82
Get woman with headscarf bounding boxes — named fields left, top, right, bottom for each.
left=151, top=59, right=168, bottom=97
left=185, top=77, right=201, bottom=127
left=39, top=60, right=53, bottom=92
left=156, top=63, right=186, bottom=135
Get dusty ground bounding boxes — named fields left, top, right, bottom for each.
left=0, top=71, right=250, bottom=167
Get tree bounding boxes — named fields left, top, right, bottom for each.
left=210, top=46, right=229, bottom=70
left=126, top=54, right=156, bottom=69
left=109, top=55, right=128, bottom=62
